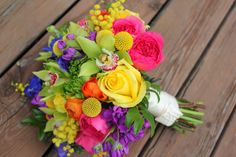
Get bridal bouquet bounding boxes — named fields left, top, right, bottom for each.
left=16, top=0, right=205, bottom=156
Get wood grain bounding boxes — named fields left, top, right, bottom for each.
left=129, top=0, right=235, bottom=156
left=0, top=0, right=77, bottom=74
left=213, top=108, right=236, bottom=157
left=141, top=4, right=236, bottom=157
left=0, top=0, right=166, bottom=156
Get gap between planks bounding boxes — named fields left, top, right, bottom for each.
left=0, top=0, right=168, bottom=157
left=0, top=0, right=81, bottom=77
left=140, top=1, right=236, bottom=156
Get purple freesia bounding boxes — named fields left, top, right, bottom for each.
left=101, top=106, right=150, bottom=157
left=31, top=94, right=46, bottom=107
left=66, top=33, right=75, bottom=40
left=24, top=76, right=42, bottom=97
left=88, top=31, right=96, bottom=41
left=62, top=48, right=76, bottom=61
left=57, top=40, right=66, bottom=50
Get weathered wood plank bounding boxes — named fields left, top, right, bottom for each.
left=0, top=0, right=99, bottom=156
left=141, top=4, right=236, bottom=157
left=129, top=0, right=235, bottom=156
left=213, top=108, right=236, bottom=157
left=0, top=0, right=167, bottom=156
left=0, top=0, right=77, bottom=75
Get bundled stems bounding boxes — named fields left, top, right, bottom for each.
left=172, top=100, right=205, bottom=133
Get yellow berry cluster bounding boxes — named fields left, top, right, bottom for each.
left=52, top=118, right=79, bottom=156
left=89, top=0, right=126, bottom=31
left=93, top=151, right=108, bottom=157
left=12, top=82, right=28, bottom=96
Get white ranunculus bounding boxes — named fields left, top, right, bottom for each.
left=148, top=90, right=183, bottom=126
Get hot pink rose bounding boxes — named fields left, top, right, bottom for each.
left=113, top=16, right=145, bottom=36
left=75, top=114, right=110, bottom=154
left=129, top=32, right=164, bottom=71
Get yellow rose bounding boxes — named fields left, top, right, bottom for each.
left=98, top=59, right=146, bottom=108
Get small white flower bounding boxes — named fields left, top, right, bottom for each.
left=148, top=89, right=182, bottom=126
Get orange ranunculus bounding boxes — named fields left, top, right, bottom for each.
left=82, top=77, right=107, bottom=101
left=65, top=98, right=83, bottom=120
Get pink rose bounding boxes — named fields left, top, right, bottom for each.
left=75, top=114, right=110, bottom=154
left=129, top=32, right=164, bottom=71
left=113, top=16, right=145, bottom=36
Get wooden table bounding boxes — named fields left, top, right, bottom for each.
left=0, top=0, right=236, bottom=157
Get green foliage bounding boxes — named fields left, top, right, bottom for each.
left=58, top=22, right=69, bottom=35
left=78, top=60, right=101, bottom=77
left=68, top=57, right=88, bottom=76
left=64, top=76, right=85, bottom=98
left=35, top=52, right=52, bottom=61
left=116, top=51, right=133, bottom=65
left=21, top=107, right=52, bottom=141
left=125, top=107, right=144, bottom=135
left=47, top=25, right=61, bottom=37
left=142, top=72, right=161, bottom=83
left=68, top=22, right=88, bottom=37
left=72, top=144, right=84, bottom=154
left=125, top=96, right=157, bottom=136
left=76, top=36, right=102, bottom=58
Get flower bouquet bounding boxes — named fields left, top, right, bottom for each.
left=15, top=0, right=205, bottom=156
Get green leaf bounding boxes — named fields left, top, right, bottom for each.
left=38, top=127, right=46, bottom=141
left=33, top=70, right=49, bottom=81
left=32, top=108, right=42, bottom=116
left=98, top=35, right=115, bottom=51
left=125, top=107, right=139, bottom=127
left=21, top=117, right=37, bottom=125
left=58, top=22, right=69, bottom=35
left=116, top=51, right=133, bottom=65
left=47, top=25, right=61, bottom=37
left=53, top=112, right=67, bottom=121
left=39, top=107, right=55, bottom=115
left=76, top=36, right=102, bottom=58
left=78, top=60, right=100, bottom=77
left=68, top=22, right=88, bottom=37
left=35, top=52, right=52, bottom=61
left=151, top=83, right=161, bottom=92
left=44, top=119, right=55, bottom=132
left=140, top=107, right=156, bottom=137
left=66, top=40, right=81, bottom=49
left=48, top=36, right=55, bottom=46
left=133, top=116, right=144, bottom=134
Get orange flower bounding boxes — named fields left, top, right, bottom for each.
left=65, top=98, right=83, bottom=120
left=82, top=77, right=107, bottom=101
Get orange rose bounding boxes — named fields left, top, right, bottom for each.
left=82, top=77, right=107, bottom=101
left=65, top=98, right=83, bottom=120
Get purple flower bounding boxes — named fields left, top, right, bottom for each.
left=24, top=76, right=42, bottom=97
left=57, top=40, right=66, bottom=50
left=62, top=48, right=76, bottom=61
left=66, top=33, right=75, bottom=40
left=55, top=143, right=68, bottom=157
left=41, top=36, right=62, bottom=58
left=31, top=94, right=46, bottom=107
left=57, top=57, right=69, bottom=71
left=101, top=106, right=149, bottom=157
left=88, top=31, right=96, bottom=41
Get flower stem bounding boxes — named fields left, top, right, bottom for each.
left=180, top=108, right=205, bottom=116
left=180, top=115, right=203, bottom=125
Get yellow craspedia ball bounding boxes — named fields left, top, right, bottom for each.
left=115, top=31, right=133, bottom=51
left=82, top=98, right=102, bottom=117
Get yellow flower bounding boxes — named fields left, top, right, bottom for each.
left=115, top=31, right=133, bottom=51
left=98, top=59, right=146, bottom=108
